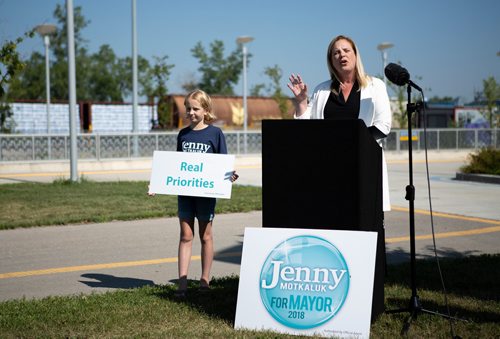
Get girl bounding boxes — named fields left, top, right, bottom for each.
left=175, top=89, right=238, bottom=297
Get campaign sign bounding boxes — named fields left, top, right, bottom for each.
left=234, top=228, right=377, bottom=338
left=148, top=151, right=235, bottom=199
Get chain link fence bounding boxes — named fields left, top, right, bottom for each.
left=382, top=128, right=499, bottom=152
left=0, top=129, right=498, bottom=162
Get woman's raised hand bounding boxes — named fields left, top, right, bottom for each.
left=287, top=73, right=308, bottom=102
left=287, top=73, right=308, bottom=116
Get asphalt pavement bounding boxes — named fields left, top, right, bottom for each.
left=0, top=150, right=499, bottom=301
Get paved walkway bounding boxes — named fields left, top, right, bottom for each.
left=0, top=150, right=499, bottom=301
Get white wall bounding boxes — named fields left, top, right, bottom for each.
left=91, top=104, right=155, bottom=133
left=11, top=103, right=80, bottom=134
left=10, top=103, right=156, bottom=134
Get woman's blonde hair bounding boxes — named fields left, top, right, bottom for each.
left=326, top=35, right=370, bottom=93
left=184, top=89, right=217, bottom=123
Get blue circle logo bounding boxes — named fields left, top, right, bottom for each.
left=259, top=235, right=350, bottom=329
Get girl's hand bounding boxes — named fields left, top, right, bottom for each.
left=230, top=171, right=239, bottom=182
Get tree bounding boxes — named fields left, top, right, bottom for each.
left=0, top=29, right=34, bottom=132
left=50, top=3, right=92, bottom=100
left=141, top=55, right=175, bottom=128
left=0, top=30, right=35, bottom=97
left=6, top=4, right=173, bottom=105
left=191, top=40, right=245, bottom=95
left=51, top=3, right=90, bottom=61
left=264, top=65, right=290, bottom=118
left=179, top=71, right=198, bottom=93
left=386, top=82, right=407, bottom=128
left=7, top=4, right=91, bottom=101
left=5, top=51, right=45, bottom=100
left=427, top=96, right=457, bottom=103
left=116, top=55, right=154, bottom=101
left=482, top=76, right=499, bottom=127
left=384, top=64, right=427, bottom=129
left=250, top=83, right=265, bottom=97
left=87, top=45, right=123, bottom=101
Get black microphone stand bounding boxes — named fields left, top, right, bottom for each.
left=386, top=84, right=459, bottom=335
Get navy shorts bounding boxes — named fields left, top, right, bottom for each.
left=178, top=196, right=216, bottom=222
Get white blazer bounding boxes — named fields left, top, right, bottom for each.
left=295, top=77, right=392, bottom=211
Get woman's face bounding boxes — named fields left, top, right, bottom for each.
left=331, top=39, right=357, bottom=76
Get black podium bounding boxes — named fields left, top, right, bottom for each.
left=262, top=119, right=385, bottom=321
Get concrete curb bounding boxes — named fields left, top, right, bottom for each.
left=0, top=154, right=264, bottom=175
left=0, top=158, right=153, bottom=174
left=455, top=172, right=500, bottom=185
left=0, top=150, right=471, bottom=175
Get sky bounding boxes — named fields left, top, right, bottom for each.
left=1, top=0, right=499, bottom=104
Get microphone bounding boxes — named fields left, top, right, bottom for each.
left=384, top=63, right=422, bottom=92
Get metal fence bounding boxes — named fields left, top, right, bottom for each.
left=0, top=128, right=498, bottom=162
left=383, top=128, right=499, bottom=152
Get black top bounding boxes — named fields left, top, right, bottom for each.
left=323, top=81, right=387, bottom=139
left=323, top=81, right=360, bottom=120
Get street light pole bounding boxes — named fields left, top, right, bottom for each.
left=377, top=42, right=394, bottom=86
left=131, top=0, right=139, bottom=157
left=66, top=0, right=78, bottom=182
left=43, top=35, right=51, bottom=133
left=236, top=36, right=254, bottom=154
left=35, top=24, right=57, bottom=135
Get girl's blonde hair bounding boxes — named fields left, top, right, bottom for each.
left=326, top=35, right=370, bottom=94
left=184, top=89, right=217, bottom=123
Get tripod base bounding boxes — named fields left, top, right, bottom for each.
left=386, top=294, right=466, bottom=335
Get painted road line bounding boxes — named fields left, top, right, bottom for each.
left=391, top=206, right=500, bottom=225
left=0, top=169, right=150, bottom=178
left=1, top=221, right=499, bottom=280
left=386, top=159, right=465, bottom=164
left=0, top=164, right=261, bottom=178
left=0, top=257, right=179, bottom=279
left=386, top=225, right=500, bottom=243
left=0, top=252, right=242, bottom=280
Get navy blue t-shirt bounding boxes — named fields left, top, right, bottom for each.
left=176, top=125, right=228, bottom=154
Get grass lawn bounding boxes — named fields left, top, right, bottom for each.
left=0, top=255, right=499, bottom=338
left=0, top=180, right=261, bottom=230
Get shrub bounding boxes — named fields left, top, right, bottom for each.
left=460, top=147, right=500, bottom=175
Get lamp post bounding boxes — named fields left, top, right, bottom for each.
left=131, top=0, right=139, bottom=157
left=377, top=42, right=394, bottom=86
left=236, top=36, right=254, bottom=154
left=35, top=24, right=57, bottom=135
left=66, top=0, right=78, bottom=182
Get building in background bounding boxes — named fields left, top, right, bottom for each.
left=161, top=94, right=294, bottom=129
left=417, top=102, right=456, bottom=128
left=454, top=107, right=489, bottom=128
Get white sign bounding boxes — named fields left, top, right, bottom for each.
left=235, top=227, right=377, bottom=338
left=148, top=151, right=235, bottom=199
